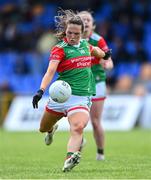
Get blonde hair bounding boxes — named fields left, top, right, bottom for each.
left=77, top=10, right=95, bottom=30
left=54, top=8, right=84, bottom=40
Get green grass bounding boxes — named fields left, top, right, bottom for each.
left=0, top=128, right=151, bottom=179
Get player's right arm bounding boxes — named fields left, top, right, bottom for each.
left=40, top=61, right=59, bottom=91
left=32, top=46, right=64, bottom=108
left=40, top=46, right=65, bottom=91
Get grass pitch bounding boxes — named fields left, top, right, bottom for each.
left=0, top=128, right=151, bottom=179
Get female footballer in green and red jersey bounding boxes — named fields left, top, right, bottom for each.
left=79, top=11, right=113, bottom=161
left=32, top=9, right=111, bottom=172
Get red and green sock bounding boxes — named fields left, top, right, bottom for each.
left=66, top=152, right=74, bottom=159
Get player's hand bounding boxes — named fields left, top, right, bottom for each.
left=103, top=49, right=112, bottom=60
left=32, top=89, right=44, bottom=108
left=100, top=59, right=114, bottom=70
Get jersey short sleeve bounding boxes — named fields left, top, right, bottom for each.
left=49, top=46, right=65, bottom=61
left=89, top=44, right=94, bottom=53
left=98, top=37, right=109, bottom=52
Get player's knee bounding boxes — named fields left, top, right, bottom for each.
left=73, top=123, right=86, bottom=134
left=91, top=119, right=99, bottom=129
left=75, top=125, right=83, bottom=134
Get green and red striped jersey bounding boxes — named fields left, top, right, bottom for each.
left=89, top=32, right=109, bottom=83
left=50, top=38, right=96, bottom=96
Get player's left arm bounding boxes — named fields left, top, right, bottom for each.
left=98, top=37, right=114, bottom=69
left=91, top=46, right=112, bottom=64
left=91, top=46, right=105, bottom=58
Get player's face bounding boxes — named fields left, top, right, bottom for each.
left=66, top=23, right=82, bottom=45
left=79, top=13, right=93, bottom=36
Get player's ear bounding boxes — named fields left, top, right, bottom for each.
left=93, top=20, right=96, bottom=30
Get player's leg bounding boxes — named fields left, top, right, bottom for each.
left=67, top=111, right=89, bottom=152
left=62, top=110, right=89, bottom=172
left=39, top=110, right=63, bottom=145
left=90, top=81, right=106, bottom=160
left=90, top=100, right=105, bottom=160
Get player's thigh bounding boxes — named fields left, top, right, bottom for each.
left=90, top=100, right=104, bottom=120
left=40, top=110, right=63, bottom=130
left=68, top=112, right=89, bottom=131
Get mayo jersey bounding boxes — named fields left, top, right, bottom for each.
left=89, top=32, right=109, bottom=83
left=49, top=38, right=96, bottom=96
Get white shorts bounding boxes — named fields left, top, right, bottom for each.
left=91, top=81, right=107, bottom=102
left=46, top=95, right=92, bottom=117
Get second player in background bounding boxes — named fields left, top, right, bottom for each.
left=78, top=11, right=113, bottom=161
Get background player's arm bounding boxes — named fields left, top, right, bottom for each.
left=100, top=57, right=114, bottom=70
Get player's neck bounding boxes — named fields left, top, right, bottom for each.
left=83, top=31, right=92, bottom=39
